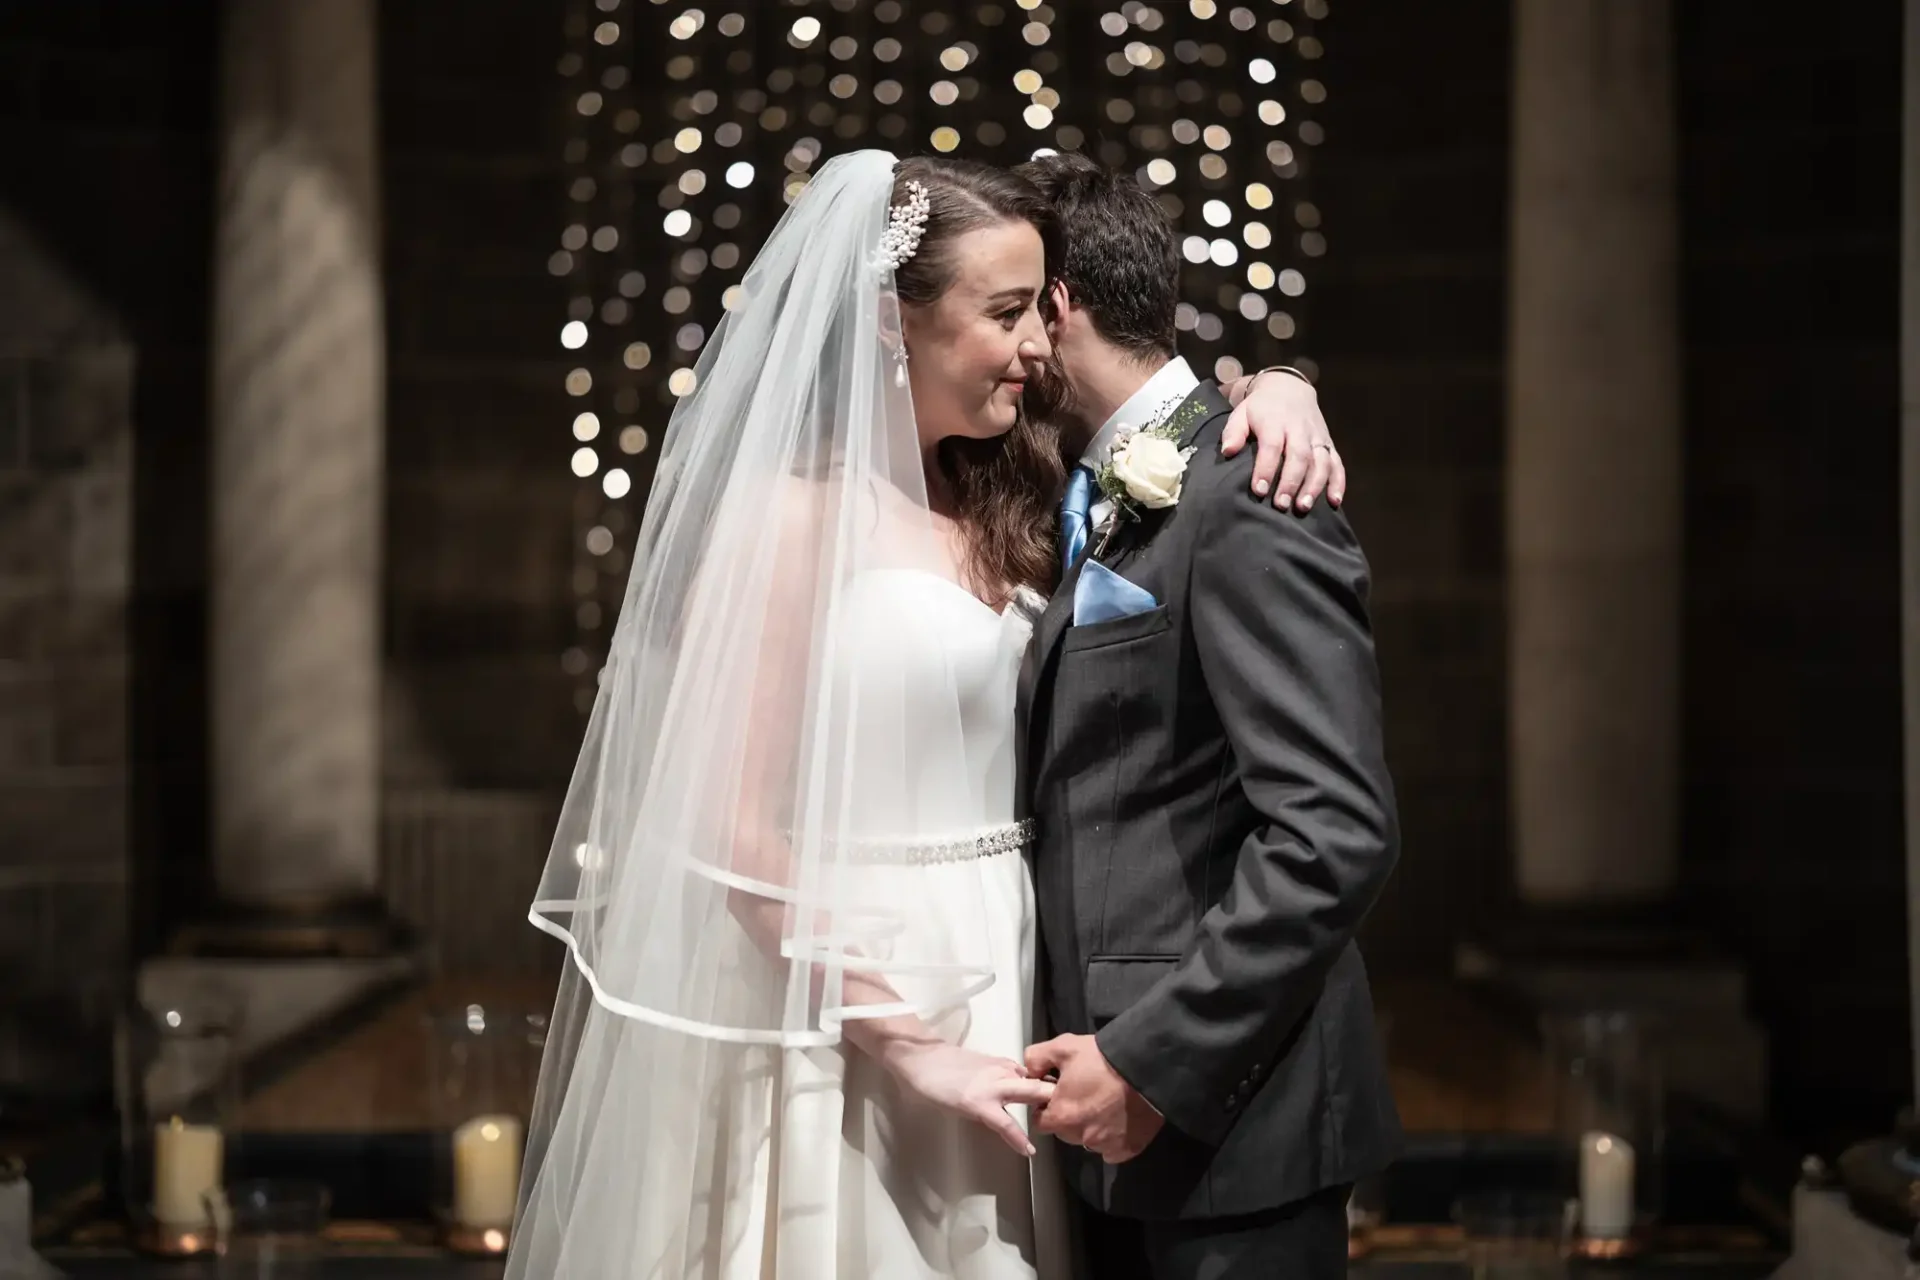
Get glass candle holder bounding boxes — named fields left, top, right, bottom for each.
left=113, top=983, right=244, bottom=1256
left=1542, top=1010, right=1664, bottom=1258
left=0, top=1155, right=61, bottom=1280
left=204, top=1178, right=331, bottom=1279
left=426, top=1001, right=545, bottom=1255
left=1453, top=1190, right=1573, bottom=1280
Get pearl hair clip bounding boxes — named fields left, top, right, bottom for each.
left=877, top=180, right=930, bottom=272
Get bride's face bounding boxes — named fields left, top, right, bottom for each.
left=900, top=220, right=1051, bottom=448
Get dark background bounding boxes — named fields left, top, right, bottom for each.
left=0, top=0, right=1903, bottom=1152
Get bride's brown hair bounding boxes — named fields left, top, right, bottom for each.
left=891, top=156, right=1066, bottom=599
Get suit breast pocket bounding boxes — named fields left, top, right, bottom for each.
left=1061, top=603, right=1171, bottom=654
left=1054, top=602, right=1181, bottom=804
left=1057, top=602, right=1179, bottom=726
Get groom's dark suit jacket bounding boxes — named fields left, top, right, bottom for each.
left=1017, top=381, right=1403, bottom=1222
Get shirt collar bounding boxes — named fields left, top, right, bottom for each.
left=1076, top=356, right=1200, bottom=473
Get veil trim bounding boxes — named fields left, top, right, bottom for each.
left=527, top=906, right=996, bottom=1045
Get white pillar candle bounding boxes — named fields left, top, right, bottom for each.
left=452, top=1114, right=523, bottom=1229
left=152, top=1118, right=224, bottom=1226
left=1578, top=1130, right=1636, bottom=1239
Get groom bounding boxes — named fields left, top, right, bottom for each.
left=1015, top=152, right=1402, bottom=1278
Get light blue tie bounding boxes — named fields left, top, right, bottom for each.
left=1060, top=465, right=1096, bottom=573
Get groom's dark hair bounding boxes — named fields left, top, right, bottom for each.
left=1016, top=152, right=1180, bottom=364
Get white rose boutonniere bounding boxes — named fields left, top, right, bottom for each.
left=1092, top=395, right=1208, bottom=553
left=1110, top=433, right=1192, bottom=510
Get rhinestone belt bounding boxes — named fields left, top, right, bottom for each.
left=839, top=819, right=1035, bottom=866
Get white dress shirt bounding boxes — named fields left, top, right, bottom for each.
left=1077, top=356, right=1201, bottom=530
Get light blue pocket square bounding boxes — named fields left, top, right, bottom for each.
left=1073, top=560, right=1159, bottom=625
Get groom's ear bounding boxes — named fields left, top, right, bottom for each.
left=1045, top=279, right=1072, bottom=337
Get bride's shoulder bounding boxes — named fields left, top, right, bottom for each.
left=768, top=473, right=829, bottom=526
left=761, top=473, right=891, bottom=559
left=765, top=473, right=849, bottom=537
left=771, top=470, right=919, bottom=537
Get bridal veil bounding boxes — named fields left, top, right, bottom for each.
left=509, top=150, right=1004, bottom=1275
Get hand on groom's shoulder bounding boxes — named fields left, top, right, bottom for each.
left=1181, top=410, right=1374, bottom=606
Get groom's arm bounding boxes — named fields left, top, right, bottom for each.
left=1093, top=456, right=1400, bottom=1148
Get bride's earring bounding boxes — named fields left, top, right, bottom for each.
left=894, top=346, right=908, bottom=389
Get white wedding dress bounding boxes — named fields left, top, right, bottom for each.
left=512, top=152, right=1074, bottom=1280
left=666, top=568, right=1070, bottom=1280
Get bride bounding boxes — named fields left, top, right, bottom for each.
left=508, top=150, right=1337, bottom=1279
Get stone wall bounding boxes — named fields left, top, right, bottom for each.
left=1315, top=0, right=1907, bottom=1141
left=1310, top=0, right=1514, bottom=967
left=1676, top=0, right=1908, bottom=1144
left=0, top=0, right=1902, bottom=1146
left=0, top=3, right=218, bottom=1112
left=0, top=225, right=133, bottom=1108
left=380, top=0, right=580, bottom=792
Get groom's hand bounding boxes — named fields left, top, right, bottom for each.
left=1024, top=1034, right=1164, bottom=1164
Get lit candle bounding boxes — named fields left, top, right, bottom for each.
left=1579, top=1130, right=1635, bottom=1239
left=152, top=1117, right=223, bottom=1226
left=452, top=1114, right=523, bottom=1229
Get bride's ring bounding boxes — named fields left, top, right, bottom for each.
left=1310, top=442, right=1332, bottom=452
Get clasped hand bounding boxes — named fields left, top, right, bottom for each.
left=1024, top=1033, right=1164, bottom=1164
left=883, top=1040, right=1055, bottom=1157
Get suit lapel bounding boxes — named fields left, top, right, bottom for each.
left=1175, top=380, right=1232, bottom=448
left=1036, top=556, right=1081, bottom=666
left=1019, top=552, right=1084, bottom=801
left=1093, top=505, right=1168, bottom=571
left=1021, top=382, right=1232, bottom=801
left=1092, top=381, right=1232, bottom=571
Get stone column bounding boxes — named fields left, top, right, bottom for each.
left=209, top=0, right=384, bottom=914
left=1902, top=0, right=1920, bottom=1106
left=1507, top=0, right=1682, bottom=906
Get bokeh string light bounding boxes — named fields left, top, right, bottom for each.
left=555, top=0, right=1325, bottom=698
left=553, top=1, right=643, bottom=706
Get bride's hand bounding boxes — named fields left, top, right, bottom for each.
left=882, top=1041, right=1054, bottom=1157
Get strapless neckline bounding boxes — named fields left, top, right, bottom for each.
left=857, top=567, right=1046, bottom=627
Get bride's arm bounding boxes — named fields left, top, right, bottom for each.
left=720, top=483, right=1050, bottom=1154
left=1216, top=364, right=1347, bottom=513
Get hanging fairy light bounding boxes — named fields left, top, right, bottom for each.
left=553, top=0, right=654, bottom=713
left=557, top=0, right=1328, bottom=692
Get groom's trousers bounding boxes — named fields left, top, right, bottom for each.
left=1073, top=1183, right=1352, bottom=1280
